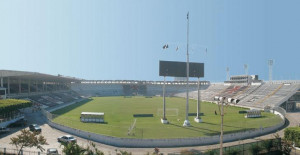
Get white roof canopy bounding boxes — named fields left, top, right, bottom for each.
left=81, top=112, right=104, bottom=116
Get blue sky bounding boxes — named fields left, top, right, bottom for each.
left=0, top=0, right=299, bottom=82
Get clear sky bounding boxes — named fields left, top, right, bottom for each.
left=0, top=0, right=299, bottom=82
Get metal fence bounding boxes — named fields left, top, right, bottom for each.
left=168, top=138, right=282, bottom=155
left=201, top=138, right=282, bottom=155
left=0, top=147, right=47, bottom=155
left=272, top=106, right=286, bottom=117
left=0, top=114, right=24, bottom=124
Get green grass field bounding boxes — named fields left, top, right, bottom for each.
left=52, top=96, right=282, bottom=139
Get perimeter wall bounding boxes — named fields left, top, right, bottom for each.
left=42, top=103, right=286, bottom=147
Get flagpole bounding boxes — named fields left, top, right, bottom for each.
left=183, top=12, right=191, bottom=127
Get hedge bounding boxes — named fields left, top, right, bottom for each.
left=0, top=99, right=31, bottom=118
left=284, top=127, right=300, bottom=147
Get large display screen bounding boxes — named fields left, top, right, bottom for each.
left=159, top=60, right=204, bottom=77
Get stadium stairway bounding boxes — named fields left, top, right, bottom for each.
left=255, top=83, right=284, bottom=106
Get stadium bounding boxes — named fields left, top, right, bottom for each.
left=0, top=69, right=299, bottom=149
left=1, top=1, right=300, bottom=154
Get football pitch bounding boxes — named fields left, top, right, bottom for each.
left=51, top=96, right=282, bottom=139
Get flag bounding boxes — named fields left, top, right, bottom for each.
left=187, top=12, right=189, bottom=20
left=162, top=44, right=169, bottom=50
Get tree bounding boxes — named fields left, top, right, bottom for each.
left=262, top=139, right=274, bottom=152
left=153, top=147, right=159, bottom=155
left=249, top=144, right=261, bottom=155
left=85, top=141, right=104, bottom=155
left=62, top=142, right=86, bottom=155
left=281, top=139, right=293, bottom=155
left=118, top=150, right=132, bottom=155
left=10, top=129, right=48, bottom=155
left=61, top=140, right=104, bottom=155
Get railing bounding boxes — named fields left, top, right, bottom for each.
left=265, top=80, right=300, bottom=84
left=272, top=106, right=286, bottom=117
left=7, top=90, right=72, bottom=99
left=79, top=80, right=211, bottom=85
left=0, top=147, right=48, bottom=155
left=0, top=113, right=24, bottom=124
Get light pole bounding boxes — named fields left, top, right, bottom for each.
left=183, top=12, right=191, bottom=127
left=226, top=67, right=230, bottom=81
left=268, top=60, right=273, bottom=82
left=244, top=64, right=248, bottom=75
left=214, top=96, right=240, bottom=155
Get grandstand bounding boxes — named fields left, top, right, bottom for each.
left=184, top=77, right=300, bottom=111
left=72, top=80, right=210, bottom=97
left=0, top=70, right=82, bottom=109
left=1, top=70, right=299, bottom=115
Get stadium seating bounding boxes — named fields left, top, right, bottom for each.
left=27, top=91, right=81, bottom=108
left=71, top=81, right=300, bottom=110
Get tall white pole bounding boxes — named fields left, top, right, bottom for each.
left=163, top=76, right=166, bottom=120
left=161, top=76, right=168, bottom=124
left=226, top=67, right=229, bottom=81
left=183, top=12, right=190, bottom=127
left=220, top=99, right=224, bottom=155
left=268, top=60, right=273, bottom=82
left=194, top=77, right=202, bottom=123
left=244, top=64, right=248, bottom=76
left=197, top=78, right=200, bottom=118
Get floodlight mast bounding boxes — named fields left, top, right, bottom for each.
left=226, top=67, right=229, bottom=81
left=244, top=64, right=248, bottom=75
left=268, top=60, right=273, bottom=82
left=183, top=12, right=191, bottom=127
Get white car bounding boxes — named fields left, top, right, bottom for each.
left=0, top=127, right=10, bottom=134
left=47, top=148, right=58, bottom=155
left=57, top=135, right=77, bottom=143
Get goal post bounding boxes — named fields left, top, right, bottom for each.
left=157, top=108, right=179, bottom=117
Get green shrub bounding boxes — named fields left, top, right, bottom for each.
left=0, top=99, right=31, bottom=118
left=262, top=139, right=274, bottom=152
left=284, top=127, right=300, bottom=147
left=249, top=144, right=261, bottom=155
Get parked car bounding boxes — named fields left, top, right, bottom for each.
left=0, top=127, right=10, bottom=134
left=57, top=135, right=77, bottom=143
left=8, top=118, right=27, bottom=127
left=47, top=148, right=58, bottom=155
left=29, top=124, right=41, bottom=133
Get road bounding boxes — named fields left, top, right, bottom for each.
left=0, top=108, right=299, bottom=155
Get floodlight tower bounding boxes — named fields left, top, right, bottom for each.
left=226, top=67, right=230, bottom=81
left=183, top=12, right=191, bottom=127
left=244, top=64, right=248, bottom=75
left=268, top=60, right=273, bottom=82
